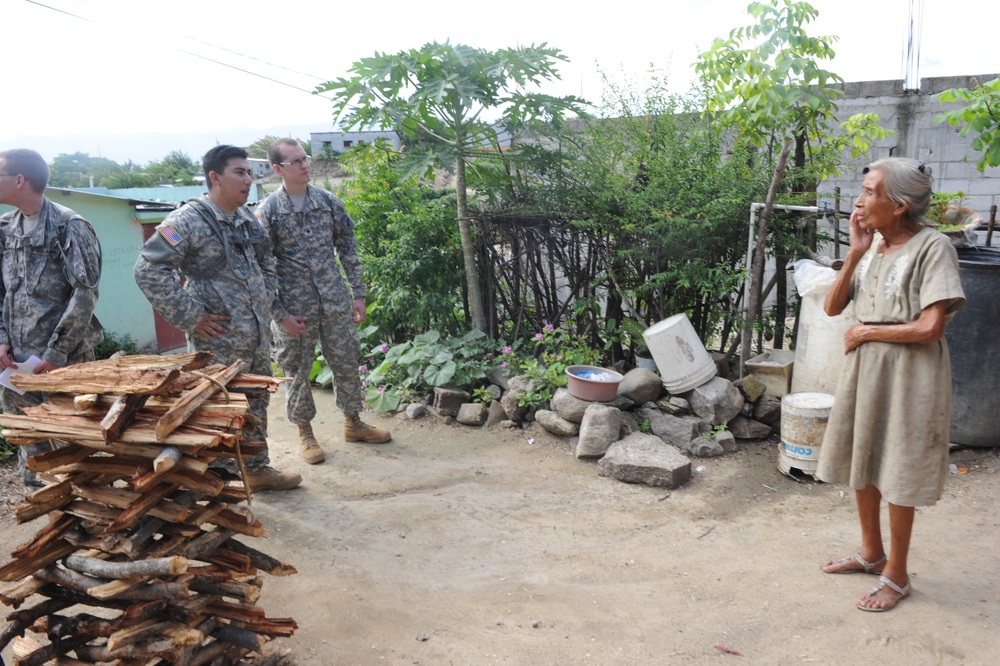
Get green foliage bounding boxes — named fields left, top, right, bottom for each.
left=338, top=142, right=465, bottom=341
left=318, top=40, right=588, bottom=331
left=358, top=329, right=498, bottom=413
left=500, top=324, right=603, bottom=409
left=49, top=150, right=198, bottom=188
left=694, top=0, right=843, bottom=152
left=937, top=77, right=1000, bottom=171
left=247, top=136, right=310, bottom=160
left=92, top=331, right=139, bottom=360
left=926, top=191, right=971, bottom=229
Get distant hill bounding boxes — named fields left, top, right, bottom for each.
left=0, top=124, right=334, bottom=165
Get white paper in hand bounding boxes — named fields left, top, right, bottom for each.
left=0, top=355, right=42, bottom=395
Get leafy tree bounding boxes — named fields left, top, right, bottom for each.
left=317, top=41, right=587, bottom=333
left=937, top=77, right=1000, bottom=171
left=48, top=152, right=120, bottom=187
left=694, top=0, right=888, bottom=361
left=247, top=136, right=309, bottom=160
left=338, top=141, right=465, bottom=340
left=145, top=151, right=199, bottom=186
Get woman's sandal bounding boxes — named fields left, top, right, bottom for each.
left=822, top=551, right=887, bottom=575
left=857, top=575, right=911, bottom=612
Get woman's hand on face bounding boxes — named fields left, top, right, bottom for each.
left=849, top=210, right=875, bottom=254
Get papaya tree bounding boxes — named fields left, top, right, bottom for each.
left=316, top=41, right=586, bottom=333
left=694, top=0, right=886, bottom=364
left=937, top=77, right=1000, bottom=171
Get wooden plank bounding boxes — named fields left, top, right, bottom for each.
left=11, top=513, right=80, bottom=559
left=0, top=539, right=76, bottom=582
left=24, top=444, right=92, bottom=472
left=156, top=360, right=245, bottom=441
left=100, top=393, right=149, bottom=442
left=10, top=366, right=181, bottom=395
left=71, top=484, right=190, bottom=524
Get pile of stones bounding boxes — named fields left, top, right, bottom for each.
left=401, top=365, right=783, bottom=491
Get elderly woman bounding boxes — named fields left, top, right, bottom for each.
left=816, top=157, right=966, bottom=612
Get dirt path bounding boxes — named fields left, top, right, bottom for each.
left=2, top=390, right=999, bottom=665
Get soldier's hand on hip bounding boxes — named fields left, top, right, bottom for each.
left=194, top=313, right=230, bottom=340
left=281, top=315, right=307, bottom=337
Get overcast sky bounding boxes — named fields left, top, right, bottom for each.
left=3, top=0, right=998, bottom=164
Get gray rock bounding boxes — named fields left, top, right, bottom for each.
left=734, top=374, right=767, bottom=403
left=482, top=384, right=503, bottom=403
left=635, top=406, right=706, bottom=451
left=753, top=394, right=783, bottom=429
left=499, top=420, right=517, bottom=428
left=500, top=375, right=535, bottom=422
left=487, top=365, right=515, bottom=390
left=715, top=429, right=738, bottom=452
left=656, top=396, right=690, bottom=415
left=597, top=432, right=692, bottom=488
left=619, top=412, right=640, bottom=438
left=710, top=351, right=733, bottom=379
left=727, top=415, right=772, bottom=439
left=575, top=404, right=623, bottom=458
left=684, top=377, right=744, bottom=425
left=405, top=403, right=426, bottom=419
left=433, top=387, right=471, bottom=417
left=688, top=435, right=725, bottom=457
left=550, top=387, right=591, bottom=423
left=617, top=368, right=663, bottom=404
left=535, top=409, right=580, bottom=437
left=456, top=402, right=488, bottom=426
left=485, top=400, right=507, bottom=429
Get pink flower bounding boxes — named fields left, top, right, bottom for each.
left=378, top=385, right=385, bottom=392
left=380, top=344, right=389, bottom=353
left=501, top=361, right=508, bottom=368
left=556, top=355, right=563, bottom=360
left=358, top=364, right=368, bottom=373
left=535, top=333, right=544, bottom=341
left=544, top=324, right=555, bottom=332
left=502, top=346, right=512, bottom=355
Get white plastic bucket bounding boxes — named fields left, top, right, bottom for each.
left=778, top=392, right=835, bottom=477
left=642, top=313, right=716, bottom=394
left=791, top=290, right=855, bottom=395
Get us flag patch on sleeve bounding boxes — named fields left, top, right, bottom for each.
left=158, top=224, right=182, bottom=246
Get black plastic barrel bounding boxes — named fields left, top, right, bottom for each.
left=945, top=246, right=1000, bottom=447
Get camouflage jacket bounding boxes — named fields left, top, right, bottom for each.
left=133, top=196, right=276, bottom=352
left=254, top=185, right=364, bottom=322
left=0, top=198, right=103, bottom=366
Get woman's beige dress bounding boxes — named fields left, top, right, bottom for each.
left=816, top=227, right=966, bottom=506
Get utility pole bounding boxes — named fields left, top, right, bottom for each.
left=903, top=0, right=924, bottom=92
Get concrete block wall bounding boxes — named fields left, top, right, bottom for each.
left=822, top=74, right=1000, bottom=221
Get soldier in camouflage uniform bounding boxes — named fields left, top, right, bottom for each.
left=255, top=138, right=390, bottom=465
left=0, top=148, right=104, bottom=487
left=133, top=145, right=301, bottom=492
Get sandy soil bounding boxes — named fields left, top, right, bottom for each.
left=2, top=389, right=999, bottom=665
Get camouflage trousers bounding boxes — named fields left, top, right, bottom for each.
left=191, top=342, right=272, bottom=473
left=273, top=305, right=364, bottom=426
left=0, top=350, right=95, bottom=487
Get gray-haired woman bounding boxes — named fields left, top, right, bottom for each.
left=816, top=157, right=966, bottom=611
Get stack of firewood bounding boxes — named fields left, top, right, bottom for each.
left=0, top=353, right=297, bottom=666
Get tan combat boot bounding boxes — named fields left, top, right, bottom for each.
left=298, top=423, right=325, bottom=464
left=244, top=466, right=302, bottom=492
left=344, top=413, right=391, bottom=444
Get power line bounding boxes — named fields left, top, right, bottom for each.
left=24, top=0, right=336, bottom=100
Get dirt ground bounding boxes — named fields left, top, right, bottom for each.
left=2, top=389, right=999, bottom=665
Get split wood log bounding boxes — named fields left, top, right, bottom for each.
left=60, top=498, right=125, bottom=524
left=14, top=488, right=77, bottom=523
left=9, top=365, right=182, bottom=396
left=154, top=445, right=183, bottom=473
left=182, top=529, right=236, bottom=562
left=188, top=638, right=230, bottom=666
left=0, top=576, right=44, bottom=608
left=70, top=485, right=190, bottom=523
left=10, top=514, right=79, bottom=560
left=156, top=360, right=244, bottom=441
left=206, top=510, right=265, bottom=538
left=107, top=481, right=180, bottom=533
left=0, top=539, right=76, bottom=582
left=106, top=617, right=203, bottom=652
left=72, top=393, right=100, bottom=410
left=11, top=633, right=93, bottom=666
left=211, top=621, right=261, bottom=650
left=101, top=392, right=149, bottom=442
left=24, top=444, right=92, bottom=472
left=224, top=540, right=297, bottom=576
left=63, top=554, right=188, bottom=579
left=0, top=597, right=72, bottom=653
